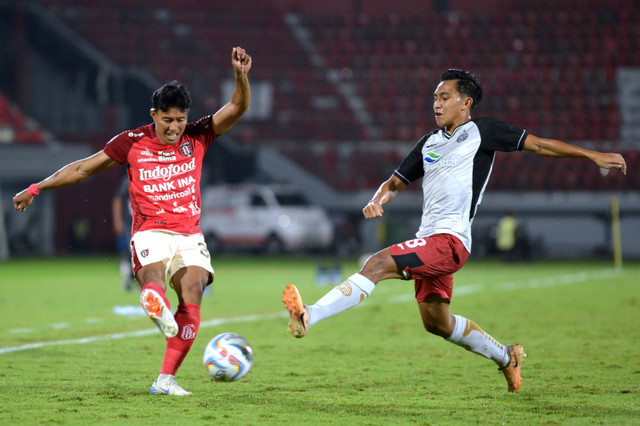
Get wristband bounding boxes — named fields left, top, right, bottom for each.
left=27, top=183, right=40, bottom=197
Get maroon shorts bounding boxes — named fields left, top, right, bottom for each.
left=389, top=234, right=469, bottom=303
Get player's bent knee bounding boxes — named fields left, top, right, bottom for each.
left=360, top=250, right=398, bottom=281
left=187, top=279, right=207, bottom=294
left=420, top=309, right=454, bottom=337
left=424, top=322, right=450, bottom=337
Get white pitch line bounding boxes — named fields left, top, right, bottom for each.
left=0, top=268, right=620, bottom=355
left=51, top=323, right=70, bottom=330
left=494, top=268, right=620, bottom=292
left=7, top=328, right=36, bottom=334
left=0, top=312, right=289, bottom=355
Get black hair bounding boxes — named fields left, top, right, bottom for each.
left=440, top=69, right=483, bottom=110
left=151, top=80, right=191, bottom=112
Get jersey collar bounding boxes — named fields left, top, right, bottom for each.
left=442, top=120, right=471, bottom=140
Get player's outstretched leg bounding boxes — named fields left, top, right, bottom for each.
left=283, top=274, right=377, bottom=337
left=499, top=344, right=526, bottom=392
left=282, top=284, right=309, bottom=338
left=140, top=283, right=179, bottom=338
left=149, top=374, right=192, bottom=396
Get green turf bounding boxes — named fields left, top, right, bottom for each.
left=0, top=256, right=638, bottom=424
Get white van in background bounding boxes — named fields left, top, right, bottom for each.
left=199, top=184, right=334, bottom=254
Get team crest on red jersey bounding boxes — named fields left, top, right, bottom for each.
left=179, top=142, right=194, bottom=157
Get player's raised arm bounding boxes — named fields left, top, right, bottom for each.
left=362, top=174, right=408, bottom=219
left=523, top=134, right=627, bottom=174
left=212, top=47, right=252, bottom=135
left=13, top=150, right=119, bottom=212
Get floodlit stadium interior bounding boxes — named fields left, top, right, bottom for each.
left=0, top=0, right=639, bottom=259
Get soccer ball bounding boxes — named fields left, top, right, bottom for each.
left=203, top=333, right=254, bottom=382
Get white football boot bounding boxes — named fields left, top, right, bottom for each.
left=149, top=376, right=192, bottom=396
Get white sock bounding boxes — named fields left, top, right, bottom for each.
left=307, top=273, right=376, bottom=327
left=446, top=315, right=510, bottom=367
left=157, top=373, right=173, bottom=383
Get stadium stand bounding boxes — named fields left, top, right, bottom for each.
left=40, top=0, right=361, bottom=143
left=0, top=93, right=46, bottom=144
left=25, top=1, right=640, bottom=190
left=300, top=3, right=638, bottom=140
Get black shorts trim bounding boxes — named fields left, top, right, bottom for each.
left=391, top=252, right=425, bottom=271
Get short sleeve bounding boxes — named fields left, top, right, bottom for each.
left=185, top=115, right=218, bottom=149
left=475, top=117, right=527, bottom=152
left=394, top=133, right=432, bottom=184
left=104, top=132, right=134, bottom=164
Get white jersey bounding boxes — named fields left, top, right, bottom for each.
left=394, top=117, right=527, bottom=253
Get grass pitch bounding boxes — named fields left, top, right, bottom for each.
left=0, top=256, right=638, bottom=424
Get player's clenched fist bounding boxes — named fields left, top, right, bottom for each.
left=13, top=190, right=33, bottom=212
left=363, top=201, right=384, bottom=219
left=232, top=47, right=252, bottom=74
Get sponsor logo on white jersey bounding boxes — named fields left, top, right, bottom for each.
left=428, top=159, right=458, bottom=168
left=424, top=152, right=442, bottom=163
left=424, top=151, right=457, bottom=168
